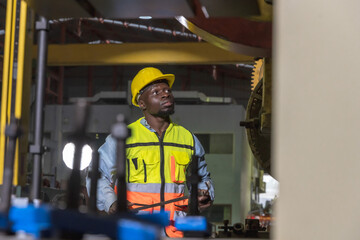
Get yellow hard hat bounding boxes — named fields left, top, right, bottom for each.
left=131, top=67, right=175, bottom=107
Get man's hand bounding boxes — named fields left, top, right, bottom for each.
left=108, top=201, right=134, bottom=214
left=108, top=201, right=117, bottom=214
left=198, top=189, right=212, bottom=212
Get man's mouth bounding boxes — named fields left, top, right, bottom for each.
left=161, top=100, right=173, bottom=107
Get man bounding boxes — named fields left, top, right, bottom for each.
left=87, top=67, right=214, bottom=237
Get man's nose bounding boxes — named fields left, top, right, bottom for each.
left=161, top=91, right=170, bottom=98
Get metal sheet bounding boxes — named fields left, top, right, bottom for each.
left=176, top=16, right=271, bottom=57
left=25, top=0, right=266, bottom=19
left=89, top=0, right=194, bottom=18
left=26, top=0, right=194, bottom=18
left=34, top=43, right=254, bottom=66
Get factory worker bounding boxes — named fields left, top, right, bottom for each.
left=87, top=67, right=214, bottom=238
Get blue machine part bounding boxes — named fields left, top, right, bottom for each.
left=8, top=203, right=169, bottom=239
left=0, top=213, right=8, bottom=230
left=9, top=204, right=52, bottom=238
left=175, top=216, right=208, bottom=231
left=136, top=211, right=169, bottom=227
left=118, top=219, right=160, bottom=240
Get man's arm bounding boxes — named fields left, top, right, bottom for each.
left=193, top=134, right=215, bottom=211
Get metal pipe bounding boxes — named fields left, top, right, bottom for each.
left=66, top=99, right=89, bottom=209
left=0, top=117, right=22, bottom=214
left=88, top=148, right=100, bottom=213
left=188, top=155, right=200, bottom=215
left=30, top=16, right=49, bottom=201
left=111, top=114, right=130, bottom=213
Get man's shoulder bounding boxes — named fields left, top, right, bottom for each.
left=171, top=122, right=193, bottom=135
left=127, top=118, right=142, bottom=127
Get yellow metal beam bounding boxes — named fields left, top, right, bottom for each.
left=16, top=0, right=34, bottom=185
left=38, top=42, right=254, bottom=66
left=0, top=0, right=32, bottom=185
left=0, top=0, right=17, bottom=186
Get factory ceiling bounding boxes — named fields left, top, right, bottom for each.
left=0, top=0, right=273, bottom=105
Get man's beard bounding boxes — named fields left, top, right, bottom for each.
left=155, top=108, right=175, bottom=118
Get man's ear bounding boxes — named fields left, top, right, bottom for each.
left=138, top=99, right=146, bottom=110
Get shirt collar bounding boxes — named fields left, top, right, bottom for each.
left=140, top=117, right=156, bottom=132
left=139, top=117, right=173, bottom=133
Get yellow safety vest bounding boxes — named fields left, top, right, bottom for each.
left=125, top=118, right=194, bottom=238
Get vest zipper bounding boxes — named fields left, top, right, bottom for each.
left=157, top=131, right=166, bottom=211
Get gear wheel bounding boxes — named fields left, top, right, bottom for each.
left=251, top=58, right=264, bottom=91
left=240, top=79, right=271, bottom=173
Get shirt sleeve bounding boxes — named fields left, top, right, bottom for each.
left=86, top=135, right=117, bottom=212
left=193, top=134, right=215, bottom=201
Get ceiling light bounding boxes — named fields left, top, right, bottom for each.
left=139, top=16, right=152, bottom=20
left=201, top=6, right=210, bottom=18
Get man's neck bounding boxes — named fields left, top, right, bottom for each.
left=144, top=114, right=170, bottom=137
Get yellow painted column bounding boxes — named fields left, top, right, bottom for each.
left=0, top=0, right=32, bottom=185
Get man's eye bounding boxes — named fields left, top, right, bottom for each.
left=152, top=91, right=158, bottom=95
left=165, top=89, right=172, bottom=93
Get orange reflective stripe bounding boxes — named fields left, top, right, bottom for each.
left=127, top=190, right=188, bottom=229
left=127, top=191, right=156, bottom=206
left=127, top=191, right=187, bottom=210
left=114, top=189, right=187, bottom=237
left=115, top=187, right=188, bottom=207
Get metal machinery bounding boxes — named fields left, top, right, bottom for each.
left=240, top=58, right=272, bottom=173
left=0, top=0, right=274, bottom=239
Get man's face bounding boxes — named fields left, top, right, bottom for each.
left=138, top=82, right=175, bottom=117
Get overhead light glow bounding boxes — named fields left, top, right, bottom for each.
left=62, top=143, right=93, bottom=170
left=139, top=16, right=152, bottom=20
left=201, top=6, right=210, bottom=18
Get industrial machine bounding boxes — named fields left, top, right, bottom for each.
left=240, top=58, right=272, bottom=174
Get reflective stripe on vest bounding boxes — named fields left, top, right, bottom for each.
left=125, top=118, right=194, bottom=237
left=127, top=182, right=186, bottom=193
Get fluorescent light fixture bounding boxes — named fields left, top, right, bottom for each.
left=139, top=16, right=152, bottom=20
left=62, top=143, right=93, bottom=170
left=201, top=6, right=210, bottom=18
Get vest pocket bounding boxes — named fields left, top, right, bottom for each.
left=143, top=158, right=159, bottom=183
left=170, top=151, right=191, bottom=183
left=127, top=157, right=145, bottom=183
left=127, top=155, right=159, bottom=183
